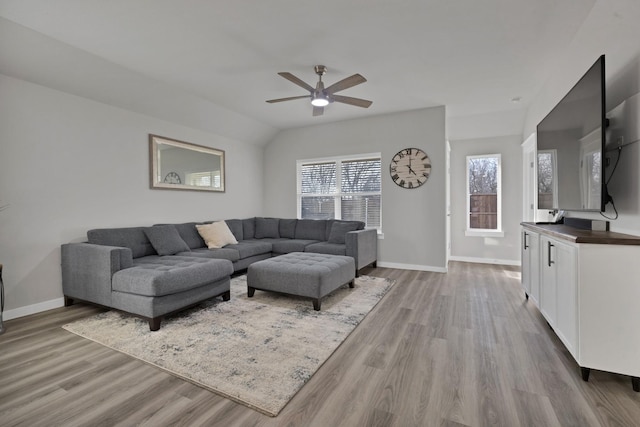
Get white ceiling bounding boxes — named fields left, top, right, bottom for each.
left=0, top=0, right=597, bottom=136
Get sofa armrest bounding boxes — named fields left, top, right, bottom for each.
left=345, top=229, right=378, bottom=270
left=61, top=243, right=133, bottom=307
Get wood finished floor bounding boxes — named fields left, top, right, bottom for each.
left=1, top=262, right=639, bottom=426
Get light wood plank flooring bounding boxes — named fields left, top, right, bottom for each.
left=1, top=262, right=639, bottom=426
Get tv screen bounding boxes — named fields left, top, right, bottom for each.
left=537, top=55, right=606, bottom=212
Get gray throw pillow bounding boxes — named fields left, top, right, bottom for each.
left=225, top=219, right=244, bottom=241
left=255, top=217, right=280, bottom=239
left=327, top=221, right=361, bottom=244
left=279, top=218, right=297, bottom=239
left=144, top=225, right=191, bottom=255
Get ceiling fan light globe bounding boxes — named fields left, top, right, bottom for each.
left=311, top=97, right=329, bottom=107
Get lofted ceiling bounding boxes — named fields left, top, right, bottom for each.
left=0, top=0, right=597, bottom=137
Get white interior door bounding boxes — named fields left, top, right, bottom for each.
left=446, top=140, right=451, bottom=265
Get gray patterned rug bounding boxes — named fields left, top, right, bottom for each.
left=62, top=274, right=394, bottom=416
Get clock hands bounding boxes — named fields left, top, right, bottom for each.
left=407, top=157, right=417, bottom=175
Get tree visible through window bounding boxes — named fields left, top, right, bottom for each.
left=298, top=155, right=381, bottom=230
left=467, top=154, right=501, bottom=231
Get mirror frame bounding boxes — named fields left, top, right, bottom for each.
left=149, top=134, right=225, bottom=192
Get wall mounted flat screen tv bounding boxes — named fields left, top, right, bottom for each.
left=537, top=55, right=606, bottom=212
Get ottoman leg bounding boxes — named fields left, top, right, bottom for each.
left=348, top=279, right=355, bottom=288
left=222, top=290, right=230, bottom=301
left=313, top=299, right=321, bottom=311
left=248, top=287, right=255, bottom=298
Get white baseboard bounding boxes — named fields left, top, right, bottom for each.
left=377, top=261, right=448, bottom=273
left=3, top=297, right=65, bottom=321
left=448, top=255, right=521, bottom=267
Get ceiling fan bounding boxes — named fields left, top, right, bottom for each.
left=266, top=65, right=372, bottom=116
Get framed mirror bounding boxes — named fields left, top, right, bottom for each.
left=149, top=134, right=225, bottom=192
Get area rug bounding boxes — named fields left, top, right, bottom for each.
left=62, top=274, right=394, bottom=416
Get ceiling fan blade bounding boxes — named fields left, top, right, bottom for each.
left=278, top=72, right=315, bottom=92
left=266, top=95, right=310, bottom=103
left=332, top=94, right=373, bottom=108
left=325, top=74, right=367, bottom=94
left=312, top=106, right=324, bottom=116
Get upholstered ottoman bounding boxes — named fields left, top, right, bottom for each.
left=246, top=252, right=355, bottom=310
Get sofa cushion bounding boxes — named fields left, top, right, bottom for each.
left=242, top=218, right=256, bottom=240
left=179, top=247, right=240, bottom=262
left=196, top=221, right=238, bottom=249
left=327, top=221, right=364, bottom=244
left=172, top=222, right=206, bottom=249
left=143, top=225, right=191, bottom=256
left=226, top=240, right=272, bottom=258
left=113, top=256, right=233, bottom=296
left=305, top=242, right=347, bottom=256
left=279, top=219, right=297, bottom=239
left=225, top=219, right=244, bottom=241
left=271, top=239, right=319, bottom=254
left=255, top=217, right=280, bottom=239
left=294, top=219, right=327, bottom=241
left=87, top=227, right=156, bottom=259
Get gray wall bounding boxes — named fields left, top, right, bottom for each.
left=522, top=0, right=640, bottom=235
left=449, top=135, right=523, bottom=264
left=0, top=74, right=265, bottom=317
left=263, top=107, right=447, bottom=271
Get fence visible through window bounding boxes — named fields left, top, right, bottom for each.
left=469, top=194, right=497, bottom=229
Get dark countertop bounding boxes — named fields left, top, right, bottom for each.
left=521, top=222, right=640, bottom=245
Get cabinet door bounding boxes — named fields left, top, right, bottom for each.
left=521, top=230, right=532, bottom=295
left=555, top=241, right=578, bottom=356
left=540, top=236, right=557, bottom=326
left=521, top=230, right=540, bottom=303
left=528, top=232, right=540, bottom=303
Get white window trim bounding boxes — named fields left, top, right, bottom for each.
left=465, top=153, right=503, bottom=237
left=296, top=152, right=382, bottom=231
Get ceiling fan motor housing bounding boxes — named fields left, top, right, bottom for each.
left=314, top=65, right=327, bottom=76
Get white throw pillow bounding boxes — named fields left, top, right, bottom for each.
left=196, top=221, right=238, bottom=249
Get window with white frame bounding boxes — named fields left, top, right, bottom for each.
left=186, top=171, right=221, bottom=188
left=466, top=154, right=502, bottom=235
left=297, top=154, right=382, bottom=230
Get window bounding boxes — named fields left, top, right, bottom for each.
left=186, top=171, right=221, bottom=188
left=297, top=154, right=381, bottom=230
left=466, top=154, right=502, bottom=235
left=537, top=149, right=557, bottom=210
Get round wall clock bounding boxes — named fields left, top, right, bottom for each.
left=390, top=148, right=431, bottom=189
left=163, top=172, right=182, bottom=184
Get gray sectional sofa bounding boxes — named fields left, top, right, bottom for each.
left=61, top=217, right=377, bottom=330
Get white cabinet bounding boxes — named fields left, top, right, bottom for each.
left=521, top=229, right=540, bottom=303
left=540, top=235, right=577, bottom=356
left=521, top=223, right=640, bottom=392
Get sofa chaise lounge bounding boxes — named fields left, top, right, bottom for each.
left=61, top=217, right=377, bottom=330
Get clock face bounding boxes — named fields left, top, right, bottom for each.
left=163, top=172, right=182, bottom=184
left=390, top=148, right=431, bottom=189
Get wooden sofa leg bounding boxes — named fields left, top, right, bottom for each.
left=313, top=299, right=321, bottom=311
left=64, top=296, right=75, bottom=307
left=222, top=290, right=231, bottom=301
left=149, top=317, right=162, bottom=331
